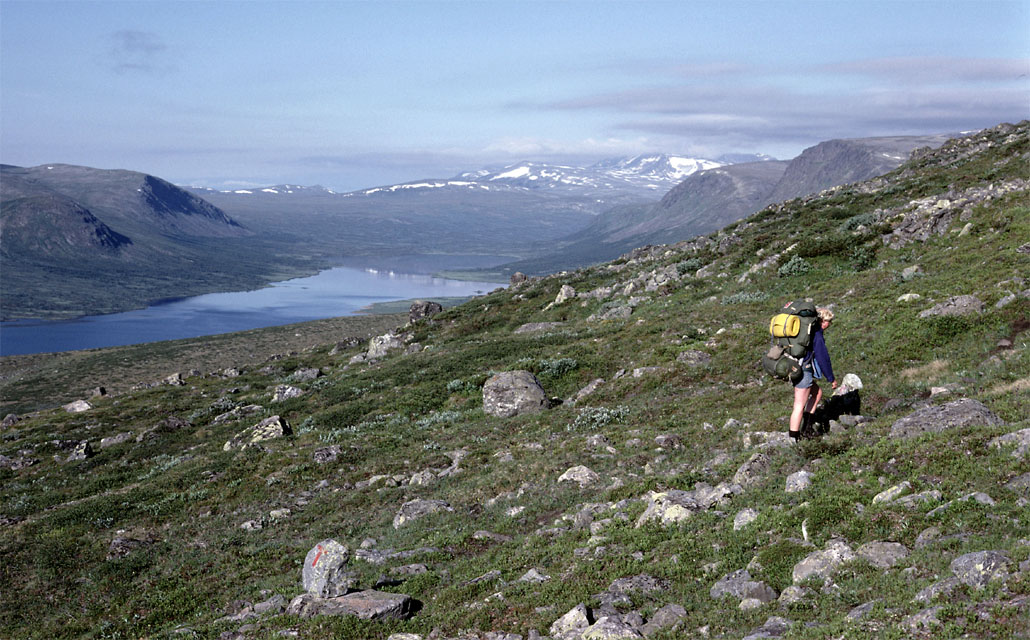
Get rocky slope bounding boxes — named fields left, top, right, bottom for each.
left=0, top=121, right=1027, bottom=640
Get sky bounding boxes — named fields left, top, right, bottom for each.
left=2, top=0, right=1028, bottom=192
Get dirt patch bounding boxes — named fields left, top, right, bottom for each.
left=988, top=377, right=1030, bottom=396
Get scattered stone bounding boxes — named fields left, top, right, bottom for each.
left=393, top=499, right=453, bottom=529
left=472, top=530, right=513, bottom=543
left=163, top=373, right=184, bottom=386
left=950, top=550, right=1011, bottom=588
left=890, top=398, right=1004, bottom=439
left=733, top=452, right=771, bottom=487
left=107, top=534, right=156, bottom=560
left=66, top=440, right=94, bottom=462
left=269, top=508, right=291, bottom=521
left=254, top=594, right=287, bottom=615
left=989, top=428, right=1030, bottom=458
left=914, top=577, right=960, bottom=603
left=224, top=415, right=291, bottom=451
left=901, top=606, right=944, bottom=633
left=303, top=539, right=354, bottom=597
left=894, top=490, right=943, bottom=509
left=409, top=300, right=443, bottom=323
left=272, top=385, right=304, bottom=402
left=568, top=378, right=605, bottom=405
left=99, top=432, right=133, bottom=448
left=579, top=616, right=643, bottom=639
left=676, top=350, right=712, bottom=367
left=240, top=520, right=262, bottom=531
left=777, top=585, right=810, bottom=605
left=367, top=332, right=405, bottom=359
left=847, top=600, right=879, bottom=620
left=288, top=368, right=321, bottom=382
left=313, top=445, right=341, bottom=464
left=654, top=434, right=681, bottom=449
left=554, top=285, right=576, bottom=305
left=901, top=265, right=924, bottom=281
left=482, top=371, right=549, bottom=418
left=792, top=539, right=855, bottom=584
left=741, top=616, right=792, bottom=640
left=785, top=470, right=813, bottom=493
left=857, top=541, right=909, bottom=569
left=1005, top=472, right=1030, bottom=495
left=519, top=568, right=551, bottom=583
left=640, top=603, right=686, bottom=637
left=918, top=295, right=985, bottom=318
left=63, top=400, right=92, bottom=413
left=550, top=603, right=592, bottom=640
left=710, top=569, right=778, bottom=603
left=510, top=272, right=528, bottom=286
left=734, top=508, right=759, bottom=531
left=559, top=465, right=601, bottom=487
left=897, top=293, right=922, bottom=302
left=872, top=481, right=911, bottom=505
left=515, top=322, right=566, bottom=334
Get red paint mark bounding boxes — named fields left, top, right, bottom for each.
left=312, top=544, right=324, bottom=567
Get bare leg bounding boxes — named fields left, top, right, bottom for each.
left=805, top=383, right=822, bottom=414
left=790, top=386, right=811, bottom=434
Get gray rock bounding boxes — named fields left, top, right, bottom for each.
left=409, top=300, right=443, bottom=323
left=676, top=350, right=712, bottom=367
left=792, top=539, right=855, bottom=584
left=857, top=541, right=909, bottom=569
left=710, top=569, right=778, bottom=603
left=1006, top=472, right=1030, bottom=495
left=367, top=332, right=405, bottom=359
left=777, top=585, right=810, bottom=605
left=654, top=434, right=681, bottom=449
left=580, top=616, right=642, bottom=639
left=313, top=446, right=341, bottom=464
left=568, top=378, right=605, bottom=405
left=224, top=415, right=291, bottom=451
left=287, top=590, right=414, bottom=620
left=989, top=428, right=1030, bottom=458
left=272, top=385, right=304, bottom=402
left=785, top=470, right=813, bottom=493
left=733, top=452, right=772, bottom=487
left=640, top=603, right=686, bottom=637
left=482, top=371, right=549, bottom=418
left=66, top=440, right=94, bottom=462
left=873, top=482, right=914, bottom=506
left=510, top=272, right=528, bottom=286
left=847, top=600, right=879, bottom=620
left=734, top=508, right=759, bottom=531
left=918, top=295, right=985, bottom=318
left=392, top=499, right=453, bottom=529
left=2, top=413, right=20, bottom=427
left=635, top=483, right=740, bottom=527
left=901, top=606, right=944, bottom=633
left=288, top=368, right=322, bottom=382
left=890, top=398, right=1004, bottom=439
left=254, top=594, right=287, bottom=615
left=99, top=432, right=133, bottom=448
left=303, top=539, right=355, bottom=597
left=63, top=400, right=92, bottom=413
left=550, top=603, right=592, bottom=640
left=914, top=577, right=960, bottom=602
left=519, top=568, right=551, bottom=583
left=558, top=465, right=600, bottom=488
left=742, top=616, right=792, bottom=640
left=950, top=550, right=1011, bottom=588
left=107, top=534, right=155, bottom=560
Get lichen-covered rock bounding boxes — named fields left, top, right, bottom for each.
left=66, top=441, right=94, bottom=462
left=989, top=428, right=1030, bottom=458
left=640, top=603, right=686, bottom=637
left=223, top=415, right=291, bottom=451
left=303, top=539, right=354, bottom=597
left=857, top=541, right=909, bottom=569
left=63, top=400, right=92, bottom=413
left=792, top=539, right=855, bottom=584
left=676, top=350, right=711, bottom=367
left=950, top=550, right=1011, bottom=588
left=710, top=569, right=778, bottom=603
left=785, top=470, right=813, bottom=493
left=554, top=285, right=576, bottom=305
left=733, top=452, right=771, bottom=487
left=734, top=508, right=759, bottom=531
left=890, top=398, right=1004, bottom=439
left=482, top=370, right=548, bottom=417
left=918, top=295, right=985, bottom=318
left=288, top=367, right=322, bottom=382
left=558, top=465, right=600, bottom=488
left=287, top=590, right=414, bottom=620
left=392, top=499, right=453, bottom=529
left=272, top=385, right=304, bottom=402
left=515, top=322, right=566, bottom=334
left=580, top=616, right=643, bottom=639
left=550, top=603, right=592, bottom=640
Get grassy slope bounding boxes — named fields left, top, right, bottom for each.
left=0, top=123, right=1028, bottom=639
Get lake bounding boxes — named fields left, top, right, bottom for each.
left=0, top=266, right=504, bottom=356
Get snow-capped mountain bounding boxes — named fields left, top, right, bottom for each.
left=191, top=184, right=337, bottom=196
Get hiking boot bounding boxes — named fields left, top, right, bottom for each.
left=789, top=430, right=801, bottom=442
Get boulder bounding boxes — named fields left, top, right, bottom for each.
left=515, top=321, right=566, bottom=334
left=554, top=285, right=576, bottom=305
left=66, top=441, right=94, bottom=462
left=857, top=541, right=909, bottom=569
left=63, top=400, right=92, bottom=413
left=890, top=398, right=1004, bottom=439
left=482, top=371, right=548, bottom=418
left=223, top=415, right=291, bottom=451
left=741, top=616, right=792, bottom=640
left=303, top=539, right=355, bottom=597
left=288, top=368, right=322, bottom=382
left=393, top=499, right=453, bottom=529
left=550, top=603, right=593, bottom=640
left=558, top=465, right=600, bottom=488
left=99, top=432, right=133, bottom=449
left=272, top=385, right=304, bottom=402
left=510, top=272, right=528, bottom=286
left=710, top=569, right=778, bottom=603
left=734, top=508, right=759, bottom=531
left=287, top=590, right=414, bottom=620
left=580, top=616, right=643, bottom=639
left=313, top=445, right=341, bottom=464
left=918, top=295, right=985, bottom=318
left=792, top=539, right=855, bottom=584
left=989, top=428, right=1030, bottom=458
left=785, top=470, right=812, bottom=493
left=568, top=378, right=605, bottom=405
left=409, top=300, right=443, bottom=323
left=676, top=350, right=712, bottom=367
left=367, top=332, right=406, bottom=359
left=635, top=483, right=739, bottom=527
left=2, top=413, right=20, bottom=427
left=950, top=550, right=1011, bottom=588
left=733, top=452, right=772, bottom=487
left=640, top=603, right=686, bottom=637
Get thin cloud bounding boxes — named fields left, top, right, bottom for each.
left=820, top=57, right=1030, bottom=84
left=107, top=30, right=173, bottom=75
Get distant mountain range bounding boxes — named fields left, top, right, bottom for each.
left=1, top=135, right=954, bottom=321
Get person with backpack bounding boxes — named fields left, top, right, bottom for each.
left=789, top=307, right=836, bottom=441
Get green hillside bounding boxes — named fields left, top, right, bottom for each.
left=0, top=122, right=1027, bottom=640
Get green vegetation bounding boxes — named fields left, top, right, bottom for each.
left=0, top=123, right=1028, bottom=639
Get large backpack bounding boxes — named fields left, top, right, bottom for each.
left=761, top=300, right=819, bottom=383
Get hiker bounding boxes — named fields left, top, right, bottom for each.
left=789, top=307, right=836, bottom=441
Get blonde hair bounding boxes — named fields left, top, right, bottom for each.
left=817, top=307, right=835, bottom=323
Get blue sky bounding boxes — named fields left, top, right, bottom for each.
left=2, top=0, right=1028, bottom=192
